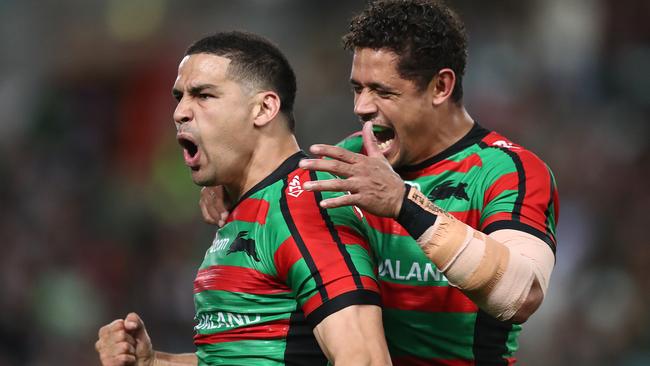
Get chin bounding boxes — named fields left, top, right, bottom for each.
left=190, top=171, right=215, bottom=187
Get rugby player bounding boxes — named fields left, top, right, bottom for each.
left=95, top=31, right=390, bottom=366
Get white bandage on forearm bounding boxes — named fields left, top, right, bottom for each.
left=417, top=216, right=554, bottom=321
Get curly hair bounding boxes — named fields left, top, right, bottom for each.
left=343, top=0, right=467, bottom=103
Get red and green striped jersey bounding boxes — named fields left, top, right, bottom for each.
left=337, top=123, right=559, bottom=365
left=192, top=151, right=380, bottom=365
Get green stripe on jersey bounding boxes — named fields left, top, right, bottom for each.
left=383, top=308, right=477, bottom=359
left=197, top=339, right=288, bottom=366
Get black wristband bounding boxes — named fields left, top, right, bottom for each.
left=396, top=183, right=438, bottom=239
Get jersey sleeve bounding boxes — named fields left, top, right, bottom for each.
left=479, top=147, right=559, bottom=253
left=274, top=168, right=380, bottom=328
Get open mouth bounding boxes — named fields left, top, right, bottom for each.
left=372, top=124, right=395, bottom=152
left=178, top=137, right=198, bottom=158
left=177, top=134, right=201, bottom=169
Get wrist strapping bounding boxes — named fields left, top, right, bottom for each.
left=396, top=184, right=438, bottom=239
left=395, top=184, right=551, bottom=321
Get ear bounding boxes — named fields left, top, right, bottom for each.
left=252, top=91, right=281, bottom=127
left=429, top=68, right=456, bottom=106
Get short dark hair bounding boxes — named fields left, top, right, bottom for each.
left=186, top=31, right=297, bottom=130
left=343, top=0, right=468, bottom=103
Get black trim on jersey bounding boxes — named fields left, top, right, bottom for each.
left=280, top=177, right=329, bottom=303
left=503, top=149, right=526, bottom=221
left=310, top=170, right=364, bottom=290
left=305, top=289, right=381, bottom=328
left=231, top=150, right=309, bottom=210
left=473, top=310, right=512, bottom=366
left=284, top=310, right=329, bottom=366
left=543, top=172, right=557, bottom=247
left=397, top=122, right=491, bottom=173
left=477, top=141, right=527, bottom=222
left=483, top=220, right=556, bottom=254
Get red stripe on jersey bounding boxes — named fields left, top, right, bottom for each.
left=193, top=319, right=290, bottom=345
left=393, top=356, right=475, bottom=366
left=226, top=198, right=269, bottom=225
left=194, top=265, right=290, bottom=295
left=400, top=153, right=483, bottom=181
left=284, top=170, right=360, bottom=309
left=450, top=209, right=481, bottom=230
left=483, top=172, right=519, bottom=208
left=517, top=151, right=552, bottom=233
left=273, top=237, right=303, bottom=283
left=365, top=212, right=409, bottom=236
left=380, top=281, right=478, bottom=313
left=480, top=131, right=519, bottom=148
left=361, top=276, right=380, bottom=293
left=334, top=224, right=371, bottom=252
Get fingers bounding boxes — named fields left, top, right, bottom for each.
left=308, top=144, right=362, bottom=164
left=200, top=200, right=219, bottom=225
left=361, top=121, right=382, bottom=158
left=299, top=158, right=352, bottom=178
left=124, top=312, right=145, bottom=335
left=219, top=211, right=229, bottom=227
left=202, top=186, right=230, bottom=227
left=199, top=187, right=219, bottom=225
left=318, top=193, right=359, bottom=209
left=303, top=178, right=351, bottom=194
left=96, top=319, right=138, bottom=366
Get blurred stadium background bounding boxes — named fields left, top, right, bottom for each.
left=1, top=0, right=648, bottom=365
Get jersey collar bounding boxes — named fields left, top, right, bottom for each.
left=397, top=122, right=491, bottom=173
left=232, top=150, right=308, bottom=207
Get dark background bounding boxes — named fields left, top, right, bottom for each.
left=1, top=1, right=649, bottom=365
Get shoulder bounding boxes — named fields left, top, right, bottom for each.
left=476, top=131, right=553, bottom=177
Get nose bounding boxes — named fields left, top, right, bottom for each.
left=353, top=89, right=377, bottom=122
left=173, top=97, right=194, bottom=126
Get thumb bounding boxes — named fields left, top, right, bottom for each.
left=361, top=121, right=383, bottom=158
left=124, top=312, right=154, bottom=362
left=124, top=312, right=147, bottom=340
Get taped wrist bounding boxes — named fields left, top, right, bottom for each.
left=396, top=184, right=542, bottom=321
left=396, top=184, right=438, bottom=239
left=416, top=215, right=535, bottom=321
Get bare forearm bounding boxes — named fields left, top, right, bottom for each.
left=153, top=351, right=197, bottom=366
left=313, top=305, right=391, bottom=366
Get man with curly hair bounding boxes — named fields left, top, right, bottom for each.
left=202, top=0, right=559, bottom=364
left=298, top=0, right=559, bottom=364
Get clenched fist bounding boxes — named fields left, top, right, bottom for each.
left=95, top=313, right=153, bottom=366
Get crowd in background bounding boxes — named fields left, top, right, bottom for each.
left=0, top=1, right=648, bottom=365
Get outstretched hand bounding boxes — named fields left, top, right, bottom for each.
left=299, top=121, right=405, bottom=218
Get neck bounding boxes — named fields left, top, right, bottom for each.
left=412, top=103, right=474, bottom=164
left=224, top=127, right=300, bottom=203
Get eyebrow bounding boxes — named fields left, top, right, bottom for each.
left=350, top=79, right=395, bottom=93
left=171, top=84, right=219, bottom=100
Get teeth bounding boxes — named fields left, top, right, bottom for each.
left=378, top=139, right=393, bottom=151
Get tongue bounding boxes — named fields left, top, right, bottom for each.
left=184, top=148, right=200, bottom=167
